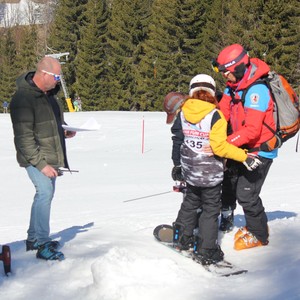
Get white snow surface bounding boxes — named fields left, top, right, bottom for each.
left=0, top=111, right=299, bottom=300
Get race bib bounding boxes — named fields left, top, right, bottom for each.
left=181, top=110, right=215, bottom=155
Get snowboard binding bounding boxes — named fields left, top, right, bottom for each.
left=0, top=245, right=11, bottom=275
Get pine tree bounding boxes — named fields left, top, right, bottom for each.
left=0, top=28, right=19, bottom=103
left=178, top=0, right=212, bottom=90
left=207, top=0, right=264, bottom=90
left=105, top=0, right=152, bottom=111
left=196, top=0, right=229, bottom=91
left=47, top=0, right=88, bottom=98
left=0, top=0, right=298, bottom=112
left=73, top=0, right=109, bottom=111
left=137, top=0, right=185, bottom=111
left=253, top=0, right=300, bottom=86
left=15, top=25, right=39, bottom=73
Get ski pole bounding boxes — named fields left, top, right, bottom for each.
left=123, top=191, right=173, bottom=203
left=123, top=183, right=186, bottom=203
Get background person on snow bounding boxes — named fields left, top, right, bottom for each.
left=10, top=56, right=76, bottom=261
left=2, top=101, right=9, bottom=113
left=167, top=74, right=261, bottom=265
left=212, top=43, right=278, bottom=250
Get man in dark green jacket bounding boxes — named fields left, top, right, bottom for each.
left=10, top=56, right=76, bottom=261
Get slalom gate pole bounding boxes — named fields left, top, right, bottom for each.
left=142, top=116, right=145, bottom=154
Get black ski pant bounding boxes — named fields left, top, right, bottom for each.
left=175, top=183, right=222, bottom=249
left=221, top=157, right=273, bottom=243
left=220, top=159, right=239, bottom=211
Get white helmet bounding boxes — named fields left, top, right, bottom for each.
left=189, top=74, right=216, bottom=97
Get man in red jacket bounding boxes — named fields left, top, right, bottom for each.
left=212, top=44, right=278, bottom=250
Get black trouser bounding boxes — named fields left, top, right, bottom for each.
left=221, top=157, right=273, bottom=243
left=220, top=159, right=239, bottom=210
left=175, top=183, right=222, bottom=249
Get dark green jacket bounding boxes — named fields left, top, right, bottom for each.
left=10, top=71, right=66, bottom=171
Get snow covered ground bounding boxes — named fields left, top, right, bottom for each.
left=0, top=111, right=299, bottom=300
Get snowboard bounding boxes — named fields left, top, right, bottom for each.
left=153, top=224, right=248, bottom=277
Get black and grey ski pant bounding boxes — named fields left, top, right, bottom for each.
left=175, top=183, right=222, bottom=249
left=221, top=157, right=273, bottom=243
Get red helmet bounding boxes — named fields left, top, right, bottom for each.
left=215, top=44, right=249, bottom=73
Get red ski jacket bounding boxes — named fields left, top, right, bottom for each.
left=219, top=58, right=277, bottom=159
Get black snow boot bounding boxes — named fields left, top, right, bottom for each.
left=177, top=235, right=194, bottom=251
left=172, top=222, right=194, bottom=250
left=219, top=208, right=234, bottom=232
left=193, top=246, right=224, bottom=265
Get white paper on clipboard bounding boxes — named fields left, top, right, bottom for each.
left=62, top=117, right=101, bottom=132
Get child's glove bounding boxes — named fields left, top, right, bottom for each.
left=171, top=165, right=184, bottom=181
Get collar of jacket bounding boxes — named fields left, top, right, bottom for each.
left=182, top=98, right=216, bottom=124
left=226, top=58, right=270, bottom=92
left=17, top=71, right=61, bottom=96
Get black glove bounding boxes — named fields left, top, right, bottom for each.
left=243, top=154, right=262, bottom=171
left=172, top=165, right=184, bottom=181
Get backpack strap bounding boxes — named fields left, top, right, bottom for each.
left=240, top=76, right=280, bottom=131
left=232, top=77, right=281, bottom=152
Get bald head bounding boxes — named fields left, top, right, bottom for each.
left=36, top=56, right=61, bottom=74
left=33, top=56, right=62, bottom=92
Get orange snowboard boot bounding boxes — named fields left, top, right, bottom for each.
left=234, top=227, right=248, bottom=241
left=234, top=229, right=267, bottom=250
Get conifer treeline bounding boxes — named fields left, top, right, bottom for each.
left=0, top=0, right=299, bottom=111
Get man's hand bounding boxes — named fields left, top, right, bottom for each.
left=41, top=165, right=58, bottom=178
left=243, top=154, right=262, bottom=171
left=65, top=130, right=76, bottom=138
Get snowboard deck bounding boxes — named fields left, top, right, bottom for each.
left=153, top=224, right=248, bottom=277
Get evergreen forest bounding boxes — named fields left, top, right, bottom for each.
left=0, top=0, right=299, bottom=112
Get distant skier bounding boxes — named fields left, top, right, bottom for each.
left=2, top=101, right=8, bottom=113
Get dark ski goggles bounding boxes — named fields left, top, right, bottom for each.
left=212, top=49, right=248, bottom=73
left=211, top=59, right=227, bottom=73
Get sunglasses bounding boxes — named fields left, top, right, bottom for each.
left=42, top=70, right=61, bottom=81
